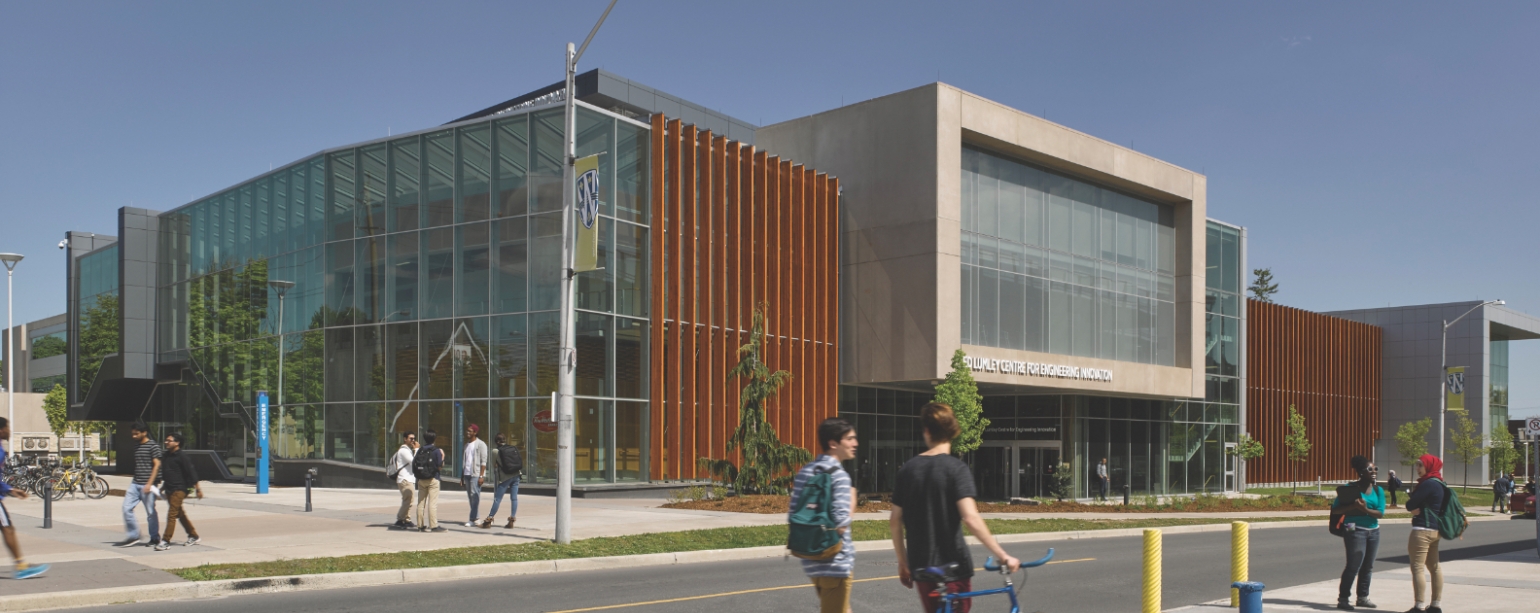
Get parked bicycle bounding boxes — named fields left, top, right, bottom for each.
left=913, top=548, right=1055, bottom=613
left=47, top=459, right=109, bottom=500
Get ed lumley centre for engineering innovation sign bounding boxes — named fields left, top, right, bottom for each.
left=963, top=355, right=1114, bottom=382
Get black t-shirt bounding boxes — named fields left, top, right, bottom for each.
left=892, top=453, right=977, bottom=578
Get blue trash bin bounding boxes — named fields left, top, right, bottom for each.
left=1232, top=581, right=1265, bottom=613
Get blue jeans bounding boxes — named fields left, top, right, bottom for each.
left=1339, top=527, right=1380, bottom=602
left=463, top=475, right=483, bottom=522
left=122, top=482, right=161, bottom=543
left=487, top=476, right=520, bottom=519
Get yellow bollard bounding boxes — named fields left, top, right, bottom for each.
left=1143, top=528, right=1162, bottom=613
left=1231, top=521, right=1249, bottom=607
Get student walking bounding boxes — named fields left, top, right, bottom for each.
left=156, top=433, right=202, bottom=551
left=1387, top=470, right=1404, bottom=507
left=388, top=432, right=418, bottom=529
left=1492, top=473, right=1511, bottom=514
left=0, top=417, right=49, bottom=579
left=791, top=418, right=859, bottom=613
left=116, top=421, right=163, bottom=548
left=461, top=424, right=488, bottom=527
left=481, top=433, right=522, bottom=529
left=1095, top=458, right=1109, bottom=501
left=1332, top=456, right=1385, bottom=611
left=890, top=403, right=1020, bottom=613
left=1404, top=454, right=1446, bottom=613
left=414, top=429, right=445, bottom=533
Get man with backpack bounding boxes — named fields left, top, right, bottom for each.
left=387, top=432, right=418, bottom=529
left=1405, top=454, right=1450, bottom=613
left=789, top=418, right=859, bottom=613
left=1330, top=456, right=1384, bottom=611
left=413, top=429, right=445, bottom=533
left=890, top=403, right=1020, bottom=613
left=480, top=433, right=522, bottom=529
left=1387, top=470, right=1404, bottom=507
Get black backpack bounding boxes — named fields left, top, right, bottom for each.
left=1329, top=484, right=1361, bottom=537
left=498, top=444, right=523, bottom=476
left=412, top=445, right=441, bottom=480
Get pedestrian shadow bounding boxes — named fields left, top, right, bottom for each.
left=1264, top=598, right=1342, bottom=611
left=1377, top=539, right=1537, bottom=565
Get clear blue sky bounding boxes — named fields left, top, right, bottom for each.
left=3, top=1, right=1537, bottom=416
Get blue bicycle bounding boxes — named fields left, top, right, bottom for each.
left=913, top=548, right=1055, bottom=613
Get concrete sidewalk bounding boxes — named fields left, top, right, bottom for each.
left=1167, top=549, right=1540, bottom=613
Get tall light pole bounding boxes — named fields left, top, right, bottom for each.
left=557, top=0, right=619, bottom=545
left=1, top=253, right=22, bottom=439
left=266, top=280, right=293, bottom=494
left=1439, top=299, right=1503, bottom=461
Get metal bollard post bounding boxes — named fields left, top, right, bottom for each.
left=305, top=468, right=315, bottom=512
left=42, top=480, right=53, bottom=529
left=1230, top=521, right=1249, bottom=607
left=1142, top=528, right=1161, bottom=613
left=1124, top=484, right=1131, bottom=506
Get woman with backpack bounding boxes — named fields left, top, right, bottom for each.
left=1331, top=456, right=1384, bottom=611
left=1404, top=454, right=1446, bottom=613
left=480, top=433, right=522, bottom=529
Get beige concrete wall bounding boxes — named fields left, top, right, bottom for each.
left=760, top=83, right=1206, bottom=398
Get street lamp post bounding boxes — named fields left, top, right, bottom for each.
left=1, top=253, right=22, bottom=437
left=1439, top=299, right=1503, bottom=462
left=555, top=0, right=619, bottom=546
left=266, top=280, right=294, bottom=494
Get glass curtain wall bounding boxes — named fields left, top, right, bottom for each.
left=154, top=103, right=650, bottom=483
left=1491, top=337, right=1509, bottom=428
left=73, top=246, right=120, bottom=401
left=961, top=147, right=1177, bottom=366
left=836, top=386, right=930, bottom=495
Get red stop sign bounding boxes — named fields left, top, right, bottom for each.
left=533, top=410, right=557, bottom=433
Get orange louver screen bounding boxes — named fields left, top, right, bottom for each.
left=1246, top=299, right=1382, bottom=484
left=648, top=115, right=841, bottom=481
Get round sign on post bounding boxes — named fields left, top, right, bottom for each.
left=1527, top=417, right=1540, bottom=435
left=534, top=410, right=558, bottom=433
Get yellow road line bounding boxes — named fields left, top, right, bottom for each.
left=546, top=557, right=1096, bottom=613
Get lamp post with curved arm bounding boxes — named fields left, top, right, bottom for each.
left=1440, top=299, right=1504, bottom=461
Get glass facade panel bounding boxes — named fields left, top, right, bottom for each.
left=329, top=151, right=356, bottom=241
left=493, top=218, right=527, bottom=313
left=456, top=223, right=491, bottom=316
left=359, top=145, right=387, bottom=237
left=390, top=136, right=422, bottom=232
left=962, top=146, right=1175, bottom=365
left=494, top=116, right=529, bottom=218
left=425, top=131, right=455, bottom=228
left=458, top=125, right=492, bottom=223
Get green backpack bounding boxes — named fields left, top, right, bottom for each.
left=1428, top=478, right=1469, bottom=540
left=788, top=470, right=843, bottom=561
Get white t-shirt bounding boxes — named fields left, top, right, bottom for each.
left=392, top=445, right=417, bottom=484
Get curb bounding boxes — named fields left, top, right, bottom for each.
left=0, top=515, right=1514, bottom=612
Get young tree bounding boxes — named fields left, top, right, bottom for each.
left=1284, top=405, right=1311, bottom=493
left=42, top=383, right=69, bottom=440
left=1394, top=418, right=1433, bottom=477
left=1227, top=433, right=1266, bottom=491
left=1489, top=423, right=1517, bottom=480
left=933, top=349, right=988, bottom=455
left=1449, top=414, right=1485, bottom=494
left=1248, top=268, right=1279, bottom=303
left=697, top=303, right=811, bottom=495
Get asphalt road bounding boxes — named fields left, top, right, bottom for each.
left=58, top=520, right=1538, bottom=613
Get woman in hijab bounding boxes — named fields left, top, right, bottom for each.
left=1403, top=454, right=1445, bottom=613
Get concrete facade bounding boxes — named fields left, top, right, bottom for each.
left=2, top=313, right=68, bottom=394
left=1328, top=301, right=1540, bottom=485
left=758, top=83, right=1206, bottom=398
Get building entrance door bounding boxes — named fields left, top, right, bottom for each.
left=1224, top=442, right=1238, bottom=492
left=978, top=441, right=1062, bottom=500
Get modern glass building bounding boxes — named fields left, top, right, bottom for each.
left=66, top=71, right=841, bottom=489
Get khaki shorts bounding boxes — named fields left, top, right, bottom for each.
left=810, top=575, right=853, bottom=613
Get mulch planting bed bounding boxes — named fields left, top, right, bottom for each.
left=663, top=494, right=1333, bottom=514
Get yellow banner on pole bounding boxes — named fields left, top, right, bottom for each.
left=574, top=153, right=603, bottom=273
left=1445, top=366, right=1466, bottom=412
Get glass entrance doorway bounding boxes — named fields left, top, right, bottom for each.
left=976, top=442, right=1062, bottom=501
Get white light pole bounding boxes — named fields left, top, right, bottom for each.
left=1439, top=299, right=1503, bottom=462
left=267, top=280, right=293, bottom=492
left=557, top=0, right=619, bottom=546
left=1, top=253, right=22, bottom=439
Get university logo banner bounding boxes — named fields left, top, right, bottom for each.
left=1445, top=366, right=1465, bottom=412
left=575, top=153, right=603, bottom=273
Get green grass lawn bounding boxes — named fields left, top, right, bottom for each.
left=1247, top=484, right=1512, bottom=509
left=172, top=516, right=1332, bottom=582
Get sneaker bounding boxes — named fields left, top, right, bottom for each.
left=1401, top=608, right=1425, bottom=613
left=13, top=564, right=49, bottom=580
left=429, top=527, right=447, bottom=533
left=184, top=537, right=200, bottom=547
left=1337, top=602, right=1355, bottom=611
left=464, top=521, right=477, bottom=527
left=153, top=541, right=171, bottom=552
left=1426, top=607, right=1442, bottom=613
left=1357, top=598, right=1377, bottom=609
left=113, top=538, right=142, bottom=548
